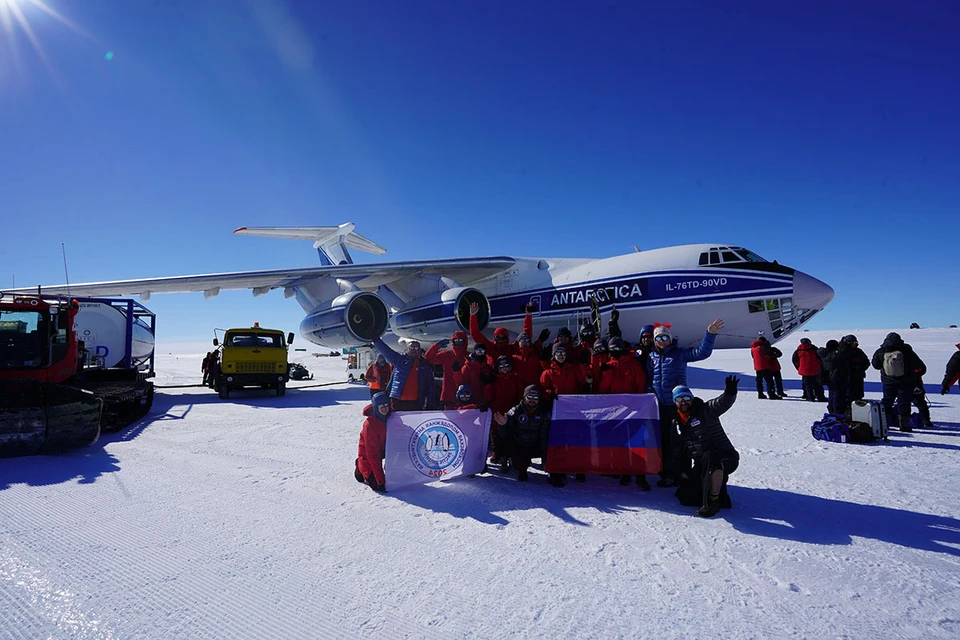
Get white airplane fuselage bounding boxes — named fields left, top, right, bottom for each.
left=310, top=243, right=833, bottom=350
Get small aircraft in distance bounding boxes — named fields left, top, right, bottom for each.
left=16, top=223, right=833, bottom=349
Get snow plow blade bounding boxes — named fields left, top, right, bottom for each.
left=0, top=380, right=102, bottom=458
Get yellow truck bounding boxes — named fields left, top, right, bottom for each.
left=213, top=323, right=294, bottom=399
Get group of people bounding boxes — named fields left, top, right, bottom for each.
left=777, top=331, right=959, bottom=433
left=354, top=305, right=739, bottom=518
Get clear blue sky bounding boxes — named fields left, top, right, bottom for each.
left=1, top=0, right=957, bottom=344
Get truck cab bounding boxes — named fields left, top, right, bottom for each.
left=213, top=323, right=294, bottom=399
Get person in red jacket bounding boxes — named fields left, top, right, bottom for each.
left=512, top=332, right=545, bottom=388
left=460, top=343, right=494, bottom=407
left=791, top=338, right=826, bottom=401
left=759, top=337, right=786, bottom=397
left=588, top=338, right=609, bottom=393
left=424, top=330, right=470, bottom=408
left=540, top=343, right=588, bottom=399
left=489, top=355, right=525, bottom=469
left=354, top=392, right=391, bottom=493
left=365, top=354, right=393, bottom=398
left=750, top=338, right=778, bottom=399
left=468, top=302, right=541, bottom=361
left=598, top=337, right=652, bottom=491
left=598, top=337, right=647, bottom=395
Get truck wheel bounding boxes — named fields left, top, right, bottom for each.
left=219, top=384, right=230, bottom=400
left=276, top=382, right=286, bottom=397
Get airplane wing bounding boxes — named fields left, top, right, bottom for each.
left=8, top=257, right=517, bottom=299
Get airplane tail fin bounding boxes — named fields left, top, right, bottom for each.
left=233, top=223, right=387, bottom=265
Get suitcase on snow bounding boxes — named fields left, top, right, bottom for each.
left=851, top=400, right=889, bottom=441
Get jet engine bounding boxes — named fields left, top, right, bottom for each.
left=391, top=288, right=490, bottom=342
left=300, top=291, right=389, bottom=348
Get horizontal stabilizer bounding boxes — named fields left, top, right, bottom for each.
left=234, top=223, right=387, bottom=256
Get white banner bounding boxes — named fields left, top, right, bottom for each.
left=384, top=409, right=491, bottom=490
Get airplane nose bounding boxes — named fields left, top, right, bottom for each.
left=793, top=270, right=834, bottom=311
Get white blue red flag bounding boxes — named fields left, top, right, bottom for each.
left=384, top=409, right=491, bottom=490
left=547, top=394, right=662, bottom=475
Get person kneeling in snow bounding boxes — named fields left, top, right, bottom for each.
left=669, top=377, right=741, bottom=518
left=354, top=392, right=391, bottom=493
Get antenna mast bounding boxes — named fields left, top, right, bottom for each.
left=61, top=243, right=71, bottom=296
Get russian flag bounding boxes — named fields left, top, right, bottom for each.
left=546, top=394, right=662, bottom=475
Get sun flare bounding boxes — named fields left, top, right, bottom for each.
left=0, top=0, right=98, bottom=84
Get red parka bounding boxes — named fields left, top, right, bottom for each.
left=750, top=340, right=774, bottom=371
left=540, top=360, right=588, bottom=397
left=460, top=355, right=493, bottom=406
left=356, top=404, right=387, bottom=486
left=792, top=343, right=822, bottom=376
left=424, top=330, right=470, bottom=403
left=490, top=369, right=525, bottom=416
left=470, top=313, right=534, bottom=361
left=598, top=353, right=647, bottom=394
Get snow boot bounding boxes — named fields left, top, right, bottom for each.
left=548, top=473, right=566, bottom=488
left=636, top=476, right=651, bottom=491
left=517, top=469, right=529, bottom=482
left=354, top=459, right=365, bottom=483
left=899, top=414, right=913, bottom=433
left=619, top=475, right=631, bottom=486
left=697, top=495, right=721, bottom=518
left=575, top=474, right=586, bottom=483
left=758, top=392, right=767, bottom=399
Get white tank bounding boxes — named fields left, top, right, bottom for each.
left=73, top=301, right=155, bottom=369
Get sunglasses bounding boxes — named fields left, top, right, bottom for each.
left=655, top=335, right=671, bottom=342
left=453, top=338, right=465, bottom=344
left=495, top=336, right=508, bottom=342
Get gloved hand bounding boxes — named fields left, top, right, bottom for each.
left=610, top=309, right=619, bottom=323
left=724, top=375, right=739, bottom=394
left=537, top=328, right=551, bottom=343
left=526, top=302, right=539, bottom=313
left=599, top=363, right=610, bottom=372
left=452, top=360, right=463, bottom=373
left=435, top=338, right=450, bottom=349
left=477, top=404, right=489, bottom=412
left=578, top=350, right=590, bottom=365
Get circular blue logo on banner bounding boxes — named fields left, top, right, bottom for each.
left=409, top=418, right=467, bottom=478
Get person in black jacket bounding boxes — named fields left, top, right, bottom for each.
left=943, top=343, right=960, bottom=394
left=871, top=332, right=926, bottom=432
left=493, top=385, right=565, bottom=486
left=842, top=335, right=871, bottom=402
left=669, top=376, right=741, bottom=518
left=823, top=339, right=854, bottom=416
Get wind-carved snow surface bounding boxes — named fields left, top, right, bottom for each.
left=2, top=328, right=959, bottom=639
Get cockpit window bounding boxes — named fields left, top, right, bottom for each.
left=732, top=247, right=767, bottom=263
left=721, top=250, right=740, bottom=262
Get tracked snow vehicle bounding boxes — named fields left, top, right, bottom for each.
left=0, top=293, right=156, bottom=457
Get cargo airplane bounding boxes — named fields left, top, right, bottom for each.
left=15, top=223, right=834, bottom=349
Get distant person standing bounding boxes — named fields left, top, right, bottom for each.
left=842, top=335, right=870, bottom=402
left=823, top=337, right=854, bottom=415
left=942, top=342, right=960, bottom=394
left=365, top=353, right=393, bottom=399
left=201, top=352, right=212, bottom=387
left=750, top=337, right=778, bottom=399
left=871, top=332, right=926, bottom=432
left=792, top=338, right=826, bottom=402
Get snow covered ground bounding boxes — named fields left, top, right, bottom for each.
left=2, top=328, right=959, bottom=639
